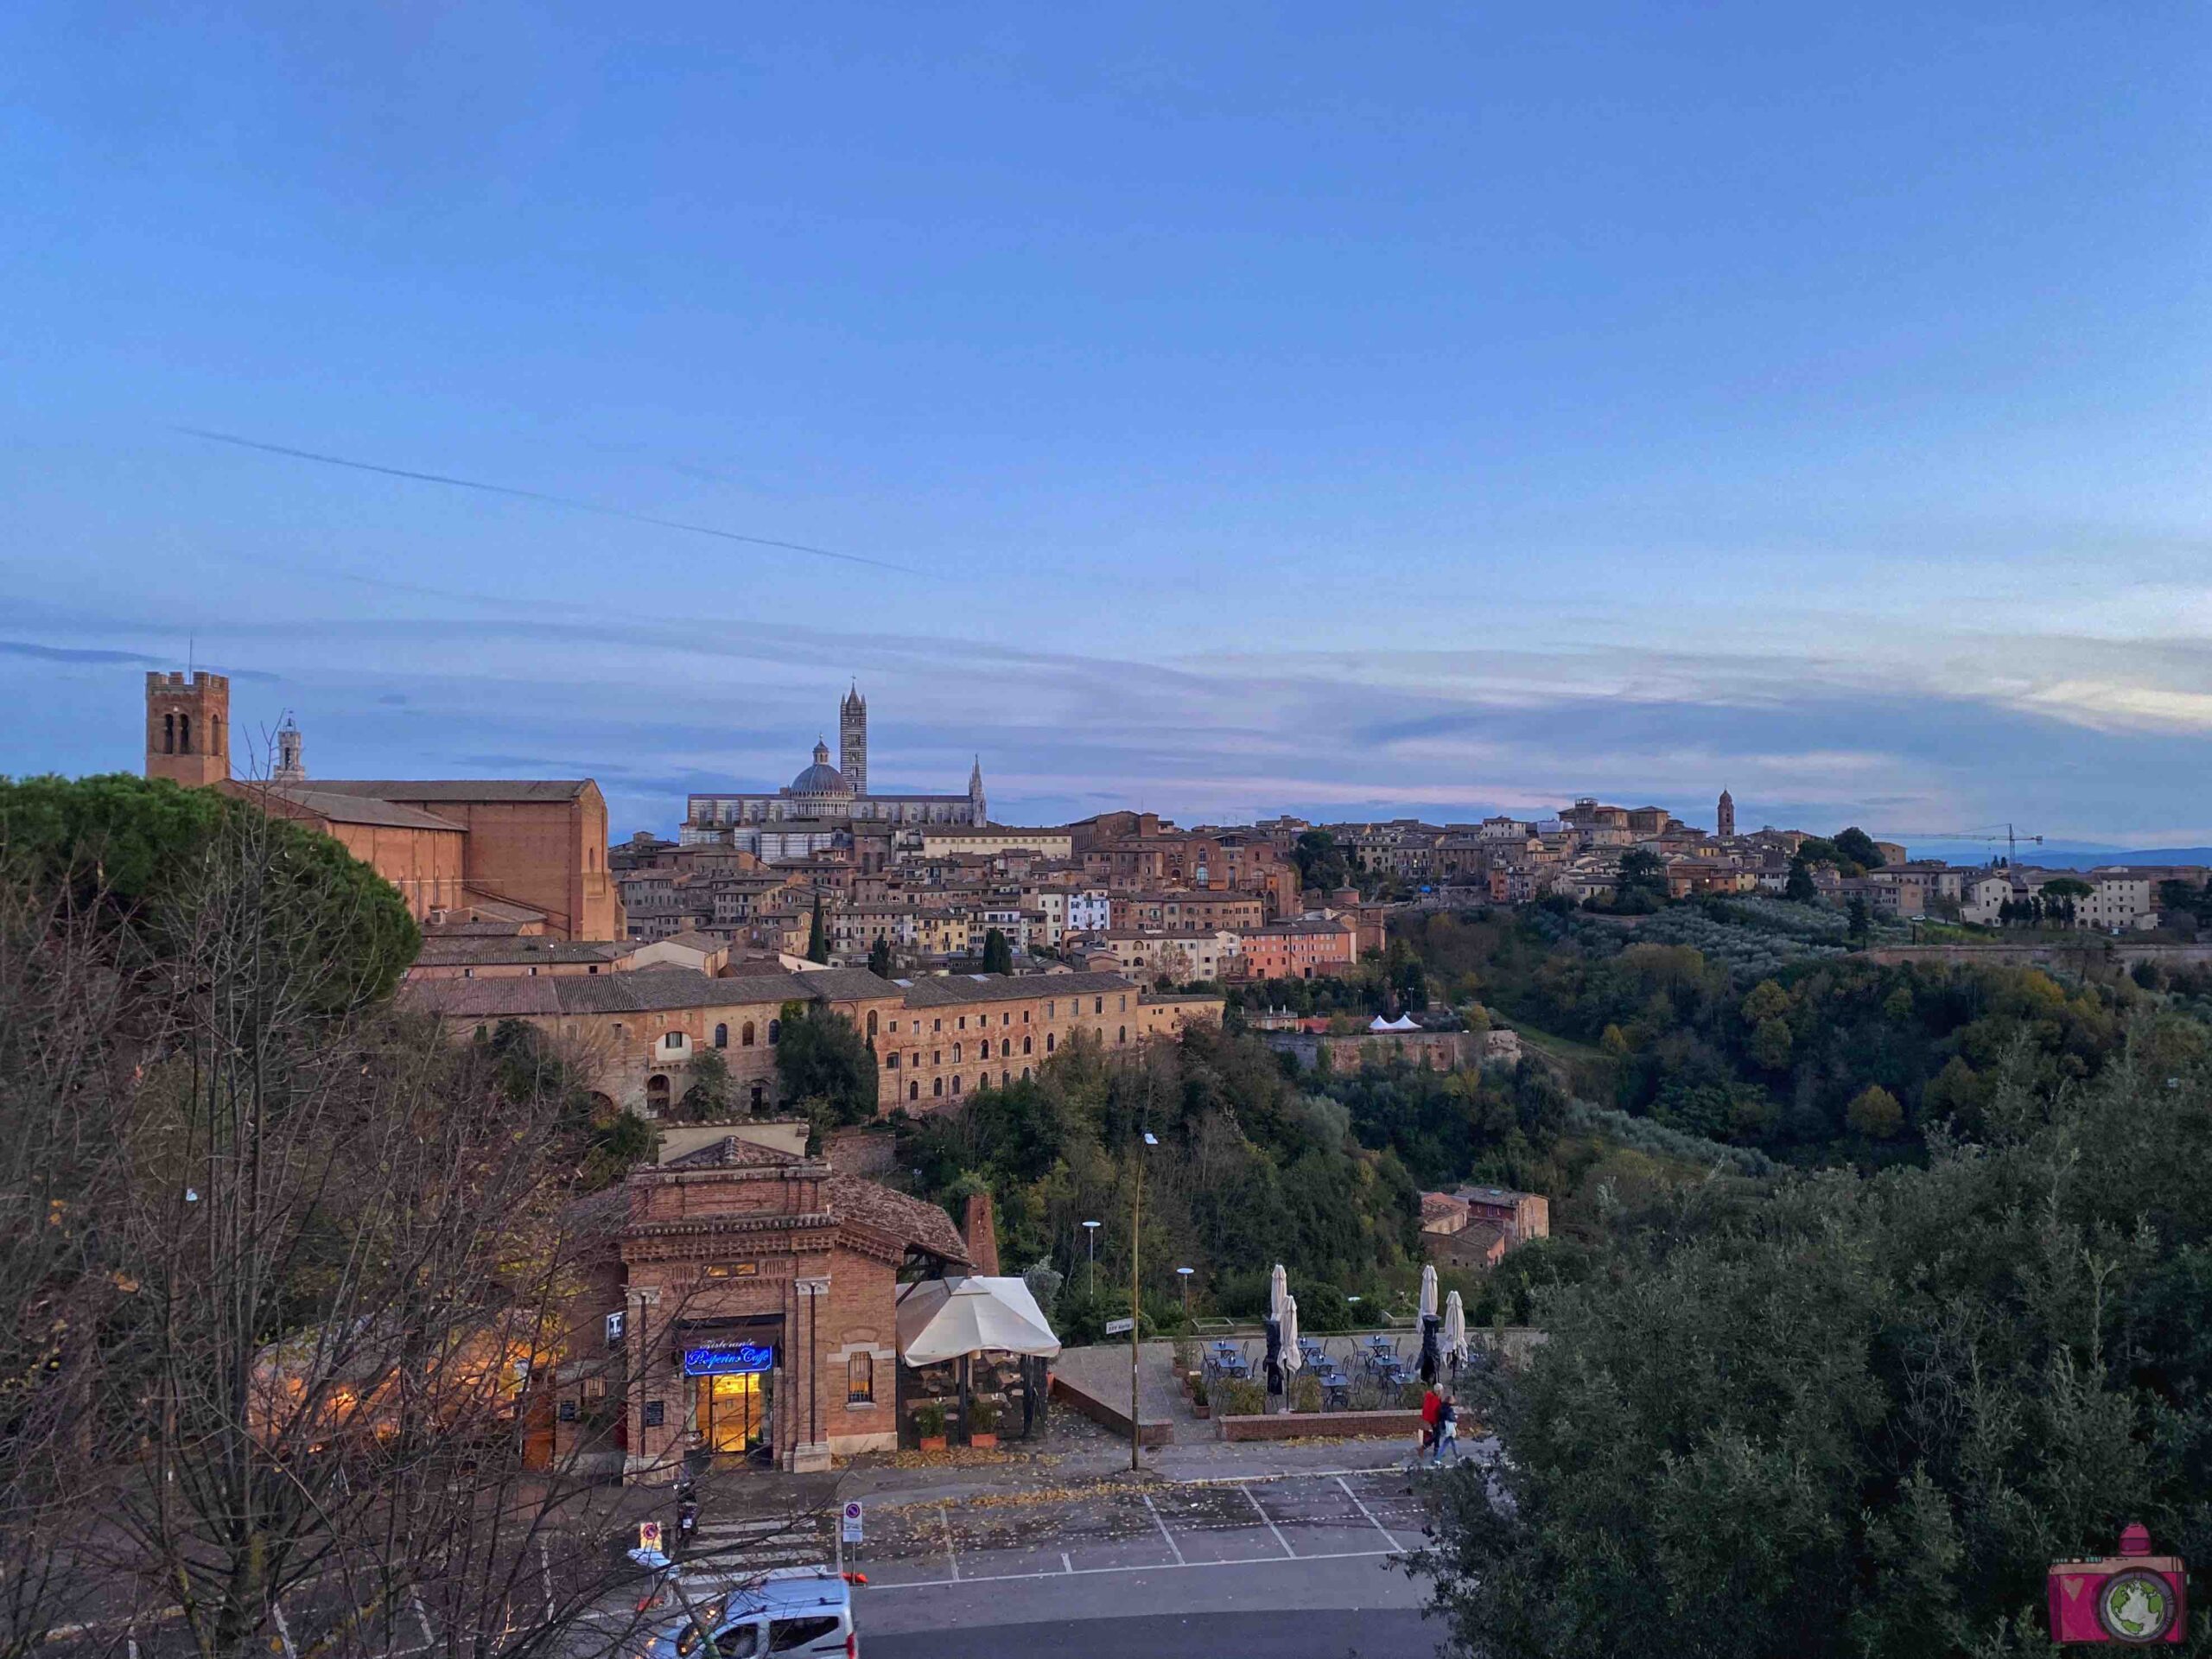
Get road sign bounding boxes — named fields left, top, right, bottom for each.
left=841, top=1501, right=863, bottom=1544
left=1103, top=1317, right=1135, bottom=1336
left=638, top=1521, right=663, bottom=1554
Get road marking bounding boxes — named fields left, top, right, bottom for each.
left=1169, top=1465, right=1402, bottom=1487
left=1242, top=1484, right=1294, bottom=1557
left=270, top=1603, right=298, bottom=1659
left=862, top=1546, right=1397, bottom=1593
left=1060, top=1551, right=1073, bottom=1573
left=1338, top=1475, right=1405, bottom=1553
left=410, top=1592, right=436, bottom=1649
left=1141, top=1492, right=1186, bottom=1566
left=539, top=1536, right=556, bottom=1622
left=938, top=1503, right=959, bottom=1582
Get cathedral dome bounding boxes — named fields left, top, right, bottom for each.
left=790, top=739, right=854, bottom=798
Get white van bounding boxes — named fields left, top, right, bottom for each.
left=640, top=1567, right=855, bottom=1659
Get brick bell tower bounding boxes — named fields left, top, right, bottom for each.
left=144, top=671, right=231, bottom=787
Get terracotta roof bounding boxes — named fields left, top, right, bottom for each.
left=1420, top=1192, right=1468, bottom=1226
left=898, top=970, right=1136, bottom=1007
left=302, top=779, right=594, bottom=804
left=258, top=785, right=463, bottom=832
left=828, top=1176, right=970, bottom=1265
left=405, top=964, right=899, bottom=1020
left=412, top=938, right=629, bottom=965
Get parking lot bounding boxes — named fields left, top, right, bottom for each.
left=854, top=1466, right=1427, bottom=1592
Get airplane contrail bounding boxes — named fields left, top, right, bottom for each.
left=174, top=426, right=922, bottom=575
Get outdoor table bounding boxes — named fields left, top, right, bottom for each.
left=1215, top=1355, right=1249, bottom=1379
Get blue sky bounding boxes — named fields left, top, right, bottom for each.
left=3, top=3, right=2208, bottom=843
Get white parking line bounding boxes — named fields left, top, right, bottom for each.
left=938, top=1503, right=959, bottom=1582
left=1060, top=1551, right=1073, bottom=1573
left=540, top=1536, right=556, bottom=1621
left=1241, top=1484, right=1294, bottom=1557
left=1141, top=1492, right=1186, bottom=1566
left=1338, top=1474, right=1405, bottom=1553
left=270, top=1603, right=299, bottom=1659
left=863, top=1547, right=1396, bottom=1593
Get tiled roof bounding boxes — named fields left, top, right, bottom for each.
left=405, top=964, right=900, bottom=1020
left=413, top=938, right=629, bottom=965
left=303, top=779, right=594, bottom=804
left=259, top=785, right=463, bottom=832
left=898, top=970, right=1136, bottom=1007
left=828, top=1176, right=970, bottom=1264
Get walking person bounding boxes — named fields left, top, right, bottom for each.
left=1431, top=1390, right=1459, bottom=1467
left=1407, top=1381, right=1443, bottom=1481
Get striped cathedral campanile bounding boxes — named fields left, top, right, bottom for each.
left=840, top=683, right=868, bottom=797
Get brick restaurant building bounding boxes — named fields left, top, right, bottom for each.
left=551, top=1131, right=981, bottom=1479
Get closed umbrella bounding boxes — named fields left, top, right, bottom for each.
left=1282, top=1294, right=1300, bottom=1374
left=1269, top=1263, right=1289, bottom=1327
left=1442, top=1290, right=1468, bottom=1376
left=1418, top=1265, right=1441, bottom=1383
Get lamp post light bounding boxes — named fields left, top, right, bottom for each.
left=1177, top=1266, right=1193, bottom=1323
left=1082, top=1220, right=1101, bottom=1298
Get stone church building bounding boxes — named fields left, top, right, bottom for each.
left=681, top=685, right=988, bottom=847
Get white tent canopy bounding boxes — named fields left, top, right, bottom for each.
left=896, top=1276, right=1061, bottom=1365
left=1369, top=1014, right=1421, bottom=1032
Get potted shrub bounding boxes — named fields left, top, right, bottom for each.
left=914, top=1401, right=947, bottom=1452
left=1191, top=1375, right=1210, bottom=1420
left=968, top=1397, right=1001, bottom=1450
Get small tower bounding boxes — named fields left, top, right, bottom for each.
left=839, top=683, right=868, bottom=797
left=1717, top=789, right=1735, bottom=838
left=144, top=671, right=231, bottom=787
left=272, top=715, right=307, bottom=784
left=968, top=754, right=987, bottom=826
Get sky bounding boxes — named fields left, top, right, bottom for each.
left=3, top=3, right=2208, bottom=846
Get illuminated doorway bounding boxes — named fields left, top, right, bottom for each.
left=696, top=1371, right=766, bottom=1455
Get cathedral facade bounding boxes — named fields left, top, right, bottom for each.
left=680, top=687, right=987, bottom=846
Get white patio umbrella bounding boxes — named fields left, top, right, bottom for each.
left=1442, top=1290, right=1468, bottom=1366
left=1418, top=1264, right=1440, bottom=1320
left=1268, top=1263, right=1289, bottom=1327
left=1281, top=1294, right=1301, bottom=1374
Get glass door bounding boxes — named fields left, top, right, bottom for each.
left=697, top=1371, right=765, bottom=1455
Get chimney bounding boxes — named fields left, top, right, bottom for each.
left=961, top=1190, right=1001, bottom=1275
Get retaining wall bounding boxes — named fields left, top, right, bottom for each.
left=1216, top=1408, right=1425, bottom=1442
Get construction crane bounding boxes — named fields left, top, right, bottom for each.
left=1884, top=823, right=2044, bottom=866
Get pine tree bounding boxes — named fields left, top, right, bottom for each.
left=806, top=894, right=828, bottom=963
left=867, top=936, right=893, bottom=977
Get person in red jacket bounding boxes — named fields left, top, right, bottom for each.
left=1419, top=1382, right=1443, bottom=1459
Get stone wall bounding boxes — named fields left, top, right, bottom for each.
left=1217, top=1408, right=1425, bottom=1442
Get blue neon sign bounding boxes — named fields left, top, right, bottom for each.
left=683, top=1343, right=774, bottom=1376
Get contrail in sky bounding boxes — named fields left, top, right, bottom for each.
left=175, top=426, right=922, bottom=575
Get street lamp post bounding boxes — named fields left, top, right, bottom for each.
left=1130, top=1134, right=1158, bottom=1473
left=1177, top=1266, right=1193, bottom=1323
left=1082, top=1220, right=1101, bottom=1298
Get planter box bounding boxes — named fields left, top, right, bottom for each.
left=1217, top=1408, right=1425, bottom=1443
left=969, top=1433, right=997, bottom=1450
left=917, top=1435, right=947, bottom=1452
left=1192, top=1402, right=1211, bottom=1419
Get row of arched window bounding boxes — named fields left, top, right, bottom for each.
left=906, top=1067, right=1032, bottom=1101
left=706, top=1020, right=779, bottom=1049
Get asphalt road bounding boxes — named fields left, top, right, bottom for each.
left=864, top=1609, right=1437, bottom=1658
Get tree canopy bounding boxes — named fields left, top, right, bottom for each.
left=1421, top=1044, right=2212, bottom=1659
left=0, top=772, right=420, bottom=1009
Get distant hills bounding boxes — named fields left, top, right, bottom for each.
left=1904, top=844, right=2212, bottom=870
